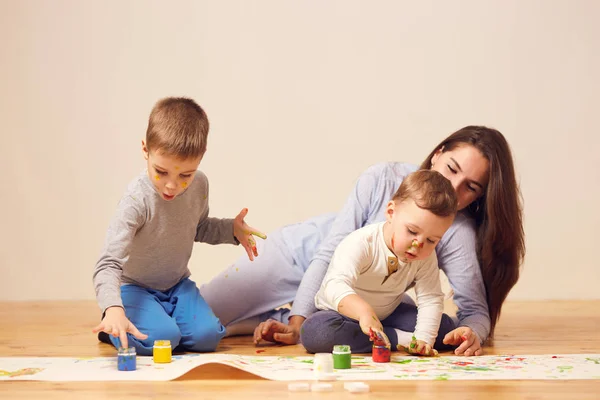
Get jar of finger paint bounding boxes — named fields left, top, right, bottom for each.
left=332, top=345, right=352, bottom=369
left=117, top=347, right=137, bottom=371
left=313, top=353, right=334, bottom=378
left=372, top=345, right=391, bottom=363
left=153, top=340, right=172, bottom=363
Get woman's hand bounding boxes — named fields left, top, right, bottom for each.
left=443, top=326, right=482, bottom=356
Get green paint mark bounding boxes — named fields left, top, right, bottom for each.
left=372, top=315, right=377, bottom=321
left=394, top=375, right=409, bottom=379
left=301, top=360, right=314, bottom=364
left=558, top=365, right=573, bottom=373
left=586, top=358, right=600, bottom=364
left=392, top=359, right=413, bottom=364
left=415, top=359, right=430, bottom=363
left=452, top=366, right=494, bottom=372
left=434, top=374, right=451, bottom=381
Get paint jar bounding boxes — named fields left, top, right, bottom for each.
left=332, top=345, right=352, bottom=369
left=372, top=345, right=391, bottom=363
left=117, top=347, right=137, bottom=371
left=313, top=353, right=334, bottom=378
left=153, top=340, right=172, bottom=363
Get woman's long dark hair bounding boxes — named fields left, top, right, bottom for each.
left=421, top=126, right=525, bottom=338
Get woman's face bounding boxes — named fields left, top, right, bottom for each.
left=431, top=144, right=490, bottom=210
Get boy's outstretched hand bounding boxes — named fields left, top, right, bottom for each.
left=233, top=208, right=267, bottom=261
left=92, top=306, right=147, bottom=349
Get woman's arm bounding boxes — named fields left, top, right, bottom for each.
left=436, top=213, right=491, bottom=344
left=290, top=164, right=391, bottom=319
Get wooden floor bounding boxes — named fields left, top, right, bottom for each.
left=1, top=301, right=599, bottom=399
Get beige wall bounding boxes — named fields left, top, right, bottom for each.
left=1, top=1, right=598, bottom=302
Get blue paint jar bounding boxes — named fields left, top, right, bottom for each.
left=117, top=347, right=137, bottom=371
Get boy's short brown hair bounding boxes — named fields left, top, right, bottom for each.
left=146, top=97, right=209, bottom=159
left=393, top=170, right=458, bottom=217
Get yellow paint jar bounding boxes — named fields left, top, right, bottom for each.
left=153, top=340, right=172, bottom=363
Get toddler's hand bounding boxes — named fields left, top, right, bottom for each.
left=92, top=306, right=147, bottom=349
left=398, top=335, right=438, bottom=357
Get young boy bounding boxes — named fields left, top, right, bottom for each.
left=302, top=169, right=458, bottom=356
left=92, top=97, right=265, bottom=355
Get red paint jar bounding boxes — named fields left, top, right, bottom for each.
left=372, top=345, right=391, bottom=363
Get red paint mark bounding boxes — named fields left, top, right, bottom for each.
left=461, top=335, right=468, bottom=341
left=453, top=361, right=473, bottom=366
left=552, top=356, right=558, bottom=358
left=255, top=350, right=265, bottom=354
left=252, top=246, right=258, bottom=256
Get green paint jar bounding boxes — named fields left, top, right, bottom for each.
left=332, top=345, right=351, bottom=369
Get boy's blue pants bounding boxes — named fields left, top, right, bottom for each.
left=108, top=278, right=225, bottom=355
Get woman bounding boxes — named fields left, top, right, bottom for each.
left=200, top=126, right=525, bottom=357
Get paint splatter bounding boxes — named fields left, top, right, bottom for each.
left=255, top=350, right=265, bottom=354
left=0, top=368, right=44, bottom=378
left=236, top=268, right=239, bottom=272
left=182, top=181, right=188, bottom=188
left=155, top=175, right=160, bottom=181
left=392, top=359, right=413, bottom=364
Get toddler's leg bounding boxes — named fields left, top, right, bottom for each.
left=199, top=234, right=303, bottom=327
left=108, top=285, right=182, bottom=356
left=381, top=301, right=456, bottom=350
left=171, top=279, right=226, bottom=352
left=300, top=311, right=382, bottom=353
